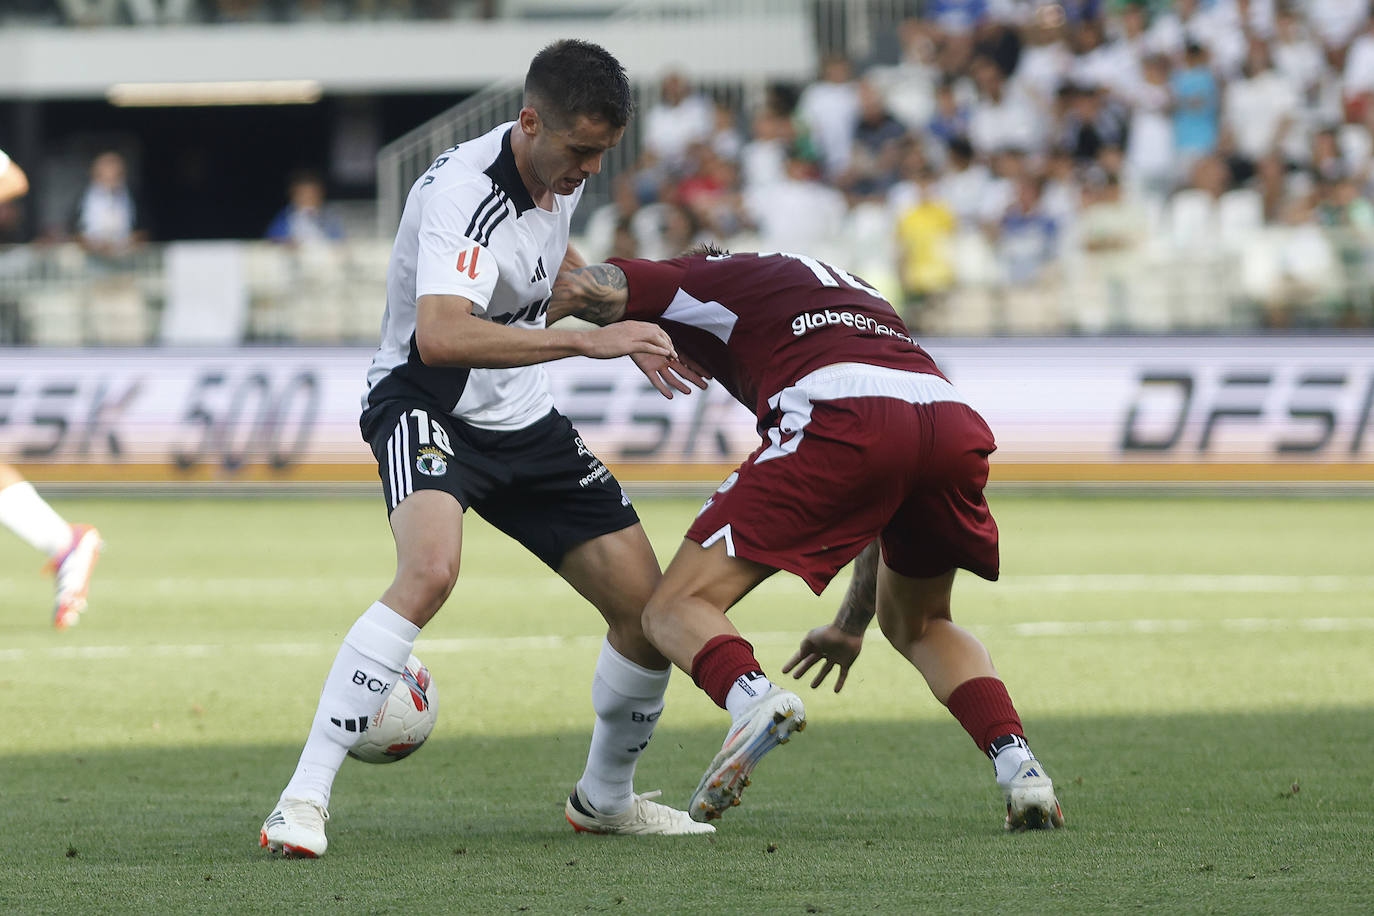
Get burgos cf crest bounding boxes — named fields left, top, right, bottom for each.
left=416, top=446, right=448, bottom=477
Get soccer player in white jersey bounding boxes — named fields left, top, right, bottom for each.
left=0, top=148, right=103, bottom=629
left=261, top=40, right=713, bottom=858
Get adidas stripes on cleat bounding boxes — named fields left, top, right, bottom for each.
left=260, top=798, right=329, bottom=858
left=565, top=785, right=715, bottom=835
left=689, top=685, right=806, bottom=823
left=1002, top=759, right=1065, bottom=831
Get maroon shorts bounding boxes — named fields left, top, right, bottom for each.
left=685, top=367, right=999, bottom=594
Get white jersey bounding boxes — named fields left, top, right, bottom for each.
left=365, top=122, right=582, bottom=430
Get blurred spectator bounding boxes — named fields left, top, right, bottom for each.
left=708, top=101, right=744, bottom=163
left=1125, top=53, right=1177, bottom=198
left=738, top=104, right=794, bottom=192
left=74, top=151, right=145, bottom=258
left=1222, top=39, right=1298, bottom=182
left=265, top=170, right=345, bottom=245
left=971, top=8, right=1022, bottom=78
left=796, top=55, right=862, bottom=179
left=1273, top=4, right=1328, bottom=95
left=1309, top=127, right=1349, bottom=183
left=886, top=138, right=928, bottom=216
left=1305, top=0, right=1368, bottom=61
left=1012, top=3, right=1073, bottom=113
left=935, top=137, right=993, bottom=229
left=608, top=219, right=638, bottom=261
left=743, top=148, right=847, bottom=255
left=1249, top=153, right=1293, bottom=223
left=893, top=166, right=957, bottom=323
left=1190, top=0, right=1248, bottom=78
left=640, top=201, right=710, bottom=260
left=994, top=175, right=1059, bottom=285
left=1059, top=83, right=1128, bottom=165
left=839, top=80, right=907, bottom=200
left=1171, top=42, right=1221, bottom=168
left=642, top=71, right=715, bottom=175
left=1314, top=174, right=1374, bottom=230
left=978, top=146, right=1025, bottom=230
left=871, top=18, right=941, bottom=130
left=674, top=144, right=748, bottom=239
left=1343, top=19, right=1374, bottom=124
left=584, top=172, right=656, bottom=262
left=1068, top=17, right=1118, bottom=92
left=927, top=76, right=972, bottom=150
left=1094, top=2, right=1150, bottom=100
left=968, top=54, right=1043, bottom=155
left=1040, top=147, right=1082, bottom=230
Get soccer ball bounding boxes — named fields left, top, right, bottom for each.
left=347, top=654, right=438, bottom=764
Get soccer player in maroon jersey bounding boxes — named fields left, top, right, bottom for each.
left=548, top=247, right=1064, bottom=830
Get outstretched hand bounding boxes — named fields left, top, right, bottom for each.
left=631, top=352, right=711, bottom=399
left=781, top=624, right=864, bottom=693
left=583, top=320, right=675, bottom=361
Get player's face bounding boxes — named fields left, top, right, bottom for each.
left=530, top=114, right=624, bottom=196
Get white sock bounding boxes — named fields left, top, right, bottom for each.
left=576, top=639, right=670, bottom=815
left=990, top=734, right=1036, bottom=786
left=0, top=481, right=73, bottom=558
left=280, top=602, right=420, bottom=808
left=725, top=672, right=775, bottom=721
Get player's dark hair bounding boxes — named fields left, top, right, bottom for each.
left=685, top=242, right=730, bottom=258
left=525, top=39, right=633, bottom=129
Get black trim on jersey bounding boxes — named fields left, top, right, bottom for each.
left=474, top=188, right=510, bottom=246
left=463, top=187, right=501, bottom=239
left=485, top=128, right=536, bottom=215
left=463, top=184, right=510, bottom=247
left=477, top=203, right=509, bottom=246
left=366, top=331, right=471, bottom=412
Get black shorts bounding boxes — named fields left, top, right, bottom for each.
left=361, top=400, right=640, bottom=571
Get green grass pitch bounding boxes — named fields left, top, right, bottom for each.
left=1, top=491, right=1371, bottom=914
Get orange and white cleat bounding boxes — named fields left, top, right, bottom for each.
left=688, top=685, right=806, bottom=823
left=1002, top=759, right=1066, bottom=831
left=50, top=524, right=102, bottom=630
left=261, top=798, right=329, bottom=858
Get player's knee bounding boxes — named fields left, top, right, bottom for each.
left=640, top=594, right=670, bottom=644
left=395, top=554, right=460, bottom=617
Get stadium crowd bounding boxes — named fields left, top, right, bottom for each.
left=5, top=1, right=1374, bottom=337
left=580, top=1, right=1374, bottom=333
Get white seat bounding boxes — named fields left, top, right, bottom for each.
left=1216, top=189, right=1264, bottom=253
left=1166, top=189, right=1217, bottom=251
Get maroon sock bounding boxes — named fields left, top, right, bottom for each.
left=690, top=634, right=764, bottom=710
left=945, top=676, right=1024, bottom=752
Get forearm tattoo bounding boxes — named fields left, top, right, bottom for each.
left=550, top=263, right=628, bottom=326
left=834, top=541, right=880, bottom=635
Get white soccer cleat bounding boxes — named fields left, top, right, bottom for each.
left=565, top=785, right=715, bottom=836
left=1002, top=759, right=1065, bottom=831
left=260, top=798, right=330, bottom=858
left=689, top=685, right=806, bottom=823
left=50, top=524, right=102, bottom=630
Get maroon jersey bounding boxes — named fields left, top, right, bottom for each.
left=607, top=251, right=947, bottom=419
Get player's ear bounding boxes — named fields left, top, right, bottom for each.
left=517, top=107, right=541, bottom=137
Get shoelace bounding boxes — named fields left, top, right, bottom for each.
left=628, top=790, right=679, bottom=824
